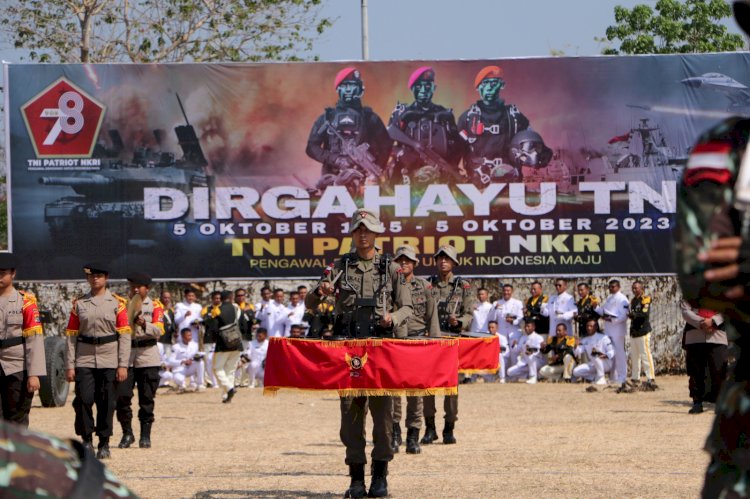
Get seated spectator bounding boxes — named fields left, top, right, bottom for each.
left=539, top=323, right=577, bottom=382
left=506, top=320, right=545, bottom=384
left=167, top=328, right=205, bottom=392
left=244, top=328, right=269, bottom=388
left=482, top=321, right=508, bottom=383
left=289, top=324, right=306, bottom=338
left=572, top=319, right=615, bottom=385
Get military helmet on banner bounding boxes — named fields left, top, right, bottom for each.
left=510, top=129, right=553, bottom=169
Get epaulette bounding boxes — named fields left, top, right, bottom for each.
left=153, top=298, right=164, bottom=308
left=201, top=305, right=209, bottom=315
left=642, top=296, right=652, bottom=305
left=112, top=293, right=128, bottom=304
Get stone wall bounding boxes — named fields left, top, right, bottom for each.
left=21, top=274, right=687, bottom=374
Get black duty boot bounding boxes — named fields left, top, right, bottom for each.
left=118, top=425, right=135, bottom=449
left=390, top=423, right=401, bottom=453
left=139, top=423, right=152, bottom=448
left=96, top=438, right=111, bottom=460
left=689, top=401, right=704, bottom=414
left=368, top=461, right=388, bottom=498
left=344, top=464, right=367, bottom=498
left=420, top=417, right=438, bottom=445
left=442, top=421, right=457, bottom=444
left=405, top=427, right=421, bottom=454
left=82, top=435, right=94, bottom=453
left=223, top=388, right=237, bottom=404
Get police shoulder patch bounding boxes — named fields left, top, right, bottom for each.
left=19, top=290, right=37, bottom=303
left=642, top=296, right=651, bottom=304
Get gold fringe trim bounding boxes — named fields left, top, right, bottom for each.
left=263, top=386, right=458, bottom=397
left=65, top=329, right=78, bottom=337
left=273, top=337, right=459, bottom=348
left=459, top=368, right=499, bottom=375
left=458, top=337, right=497, bottom=344
left=22, top=326, right=43, bottom=337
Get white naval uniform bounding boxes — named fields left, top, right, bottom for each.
left=545, top=291, right=577, bottom=337
left=470, top=301, right=494, bottom=333
left=572, top=332, right=615, bottom=383
left=489, top=298, right=524, bottom=365
left=506, top=332, right=545, bottom=381
left=268, top=301, right=287, bottom=338
left=174, top=301, right=203, bottom=346
left=245, top=338, right=269, bottom=387
left=254, top=300, right=275, bottom=332
left=282, top=303, right=306, bottom=337
left=167, top=340, right=205, bottom=388
left=596, top=291, right=630, bottom=383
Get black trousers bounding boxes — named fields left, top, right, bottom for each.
left=116, top=366, right=160, bottom=427
left=73, top=367, right=116, bottom=440
left=686, top=343, right=728, bottom=404
left=0, top=366, right=32, bottom=427
left=423, top=394, right=458, bottom=423
left=340, top=396, right=393, bottom=465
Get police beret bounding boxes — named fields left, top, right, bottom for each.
left=350, top=209, right=385, bottom=234
left=474, top=65, right=504, bottom=88
left=735, top=1, right=750, bottom=36
left=126, top=271, right=152, bottom=286
left=408, top=66, right=435, bottom=89
left=0, top=253, right=18, bottom=270
left=434, top=245, right=459, bottom=265
left=83, top=262, right=109, bottom=275
left=333, top=67, right=361, bottom=90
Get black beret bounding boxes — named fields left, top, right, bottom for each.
left=0, top=254, right=17, bottom=270
left=126, top=271, right=152, bottom=286
left=83, top=262, right=109, bottom=275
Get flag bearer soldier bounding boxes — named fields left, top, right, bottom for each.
left=305, top=209, right=412, bottom=498
left=0, top=254, right=45, bottom=427
left=422, top=245, right=473, bottom=446
left=391, top=245, right=440, bottom=456
left=65, top=263, right=131, bottom=459
left=116, top=272, right=164, bottom=449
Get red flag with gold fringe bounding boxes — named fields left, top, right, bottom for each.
left=263, top=337, right=459, bottom=396
left=457, top=336, right=500, bottom=374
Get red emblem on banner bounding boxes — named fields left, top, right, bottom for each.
left=20, top=77, right=105, bottom=158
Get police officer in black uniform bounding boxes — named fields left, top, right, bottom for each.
left=306, top=67, right=392, bottom=194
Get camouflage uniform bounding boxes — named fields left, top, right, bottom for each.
left=422, top=245, right=473, bottom=445
left=0, top=420, right=138, bottom=498
left=304, top=209, right=412, bottom=498
left=674, top=112, right=750, bottom=497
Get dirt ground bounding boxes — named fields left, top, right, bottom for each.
left=29, top=375, right=712, bottom=499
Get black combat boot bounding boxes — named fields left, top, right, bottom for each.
left=82, top=435, right=94, bottom=453
left=118, top=424, right=135, bottom=448
left=344, top=464, right=367, bottom=498
left=96, top=438, right=111, bottom=460
left=139, top=422, right=152, bottom=448
left=442, top=421, right=457, bottom=444
left=390, top=423, right=401, bottom=453
left=405, top=427, right=421, bottom=454
left=420, top=417, right=437, bottom=445
left=368, top=461, right=388, bottom=498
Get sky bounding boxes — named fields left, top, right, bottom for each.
left=312, top=0, right=746, bottom=61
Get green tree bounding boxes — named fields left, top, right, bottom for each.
left=601, top=0, right=744, bottom=54
left=0, top=0, right=333, bottom=63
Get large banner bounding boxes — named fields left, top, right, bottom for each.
left=6, top=55, right=749, bottom=280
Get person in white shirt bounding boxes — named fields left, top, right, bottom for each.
left=255, top=286, right=275, bottom=332
left=506, top=320, right=546, bottom=384
left=174, top=288, right=203, bottom=347
left=470, top=288, right=493, bottom=332
left=167, top=329, right=205, bottom=391
left=489, top=284, right=524, bottom=366
left=244, top=328, right=269, bottom=388
left=595, top=279, right=630, bottom=384
left=545, top=278, right=577, bottom=337
left=572, top=319, right=615, bottom=385
left=283, top=291, right=306, bottom=337
left=268, top=289, right=288, bottom=338
left=483, top=320, right=509, bottom=383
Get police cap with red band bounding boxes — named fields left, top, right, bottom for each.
left=408, top=66, right=435, bottom=89
left=333, top=67, right=361, bottom=90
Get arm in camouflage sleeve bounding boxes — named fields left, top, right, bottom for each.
left=389, top=265, right=413, bottom=337
left=305, top=261, right=339, bottom=311
left=425, top=283, right=441, bottom=337
left=457, top=281, right=474, bottom=332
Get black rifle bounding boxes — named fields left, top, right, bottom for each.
left=318, top=121, right=383, bottom=178
left=388, top=124, right=465, bottom=183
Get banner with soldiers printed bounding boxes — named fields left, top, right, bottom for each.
left=4, top=54, right=747, bottom=280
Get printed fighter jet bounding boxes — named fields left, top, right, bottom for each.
left=681, top=72, right=750, bottom=115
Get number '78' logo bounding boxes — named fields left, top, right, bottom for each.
left=20, top=76, right=106, bottom=158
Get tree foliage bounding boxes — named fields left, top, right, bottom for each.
left=601, top=0, right=744, bottom=54
left=1, top=0, right=333, bottom=63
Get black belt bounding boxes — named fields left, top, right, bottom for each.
left=0, top=336, right=24, bottom=349
left=526, top=347, right=539, bottom=353
left=407, top=329, right=428, bottom=337
left=78, top=334, right=118, bottom=345
left=132, top=338, right=158, bottom=348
